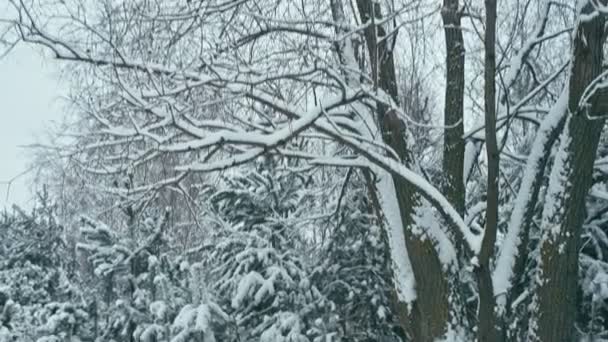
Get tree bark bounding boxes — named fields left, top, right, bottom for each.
left=534, top=4, right=607, bottom=341
left=441, top=0, right=465, bottom=217
left=355, top=1, right=450, bottom=340
left=476, top=1, right=499, bottom=341
left=500, top=106, right=567, bottom=338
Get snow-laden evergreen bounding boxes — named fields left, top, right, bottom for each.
left=202, top=168, right=329, bottom=341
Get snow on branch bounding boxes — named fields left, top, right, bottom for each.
left=502, top=1, right=572, bottom=96
left=10, top=0, right=479, bottom=259
left=492, top=89, right=569, bottom=312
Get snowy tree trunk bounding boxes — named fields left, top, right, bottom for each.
left=492, top=90, right=568, bottom=338
left=441, top=0, right=465, bottom=218
left=355, top=1, right=451, bottom=340
left=477, top=1, right=499, bottom=341
left=533, top=4, right=607, bottom=341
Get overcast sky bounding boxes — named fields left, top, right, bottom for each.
left=0, top=44, right=64, bottom=210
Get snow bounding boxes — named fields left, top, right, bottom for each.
left=436, top=326, right=468, bottom=342
left=376, top=170, right=416, bottom=304
left=253, top=274, right=276, bottom=305
left=540, top=119, right=571, bottom=241
left=331, top=0, right=361, bottom=88
left=109, top=71, right=475, bottom=265
left=463, top=140, right=481, bottom=184
left=176, top=89, right=359, bottom=173
left=173, top=304, right=197, bottom=329
left=465, top=201, right=486, bottom=228
left=372, top=154, right=481, bottom=254
left=259, top=312, right=308, bottom=342
left=345, top=78, right=469, bottom=305
left=232, top=271, right=264, bottom=309
left=350, top=97, right=416, bottom=304
left=377, top=305, right=386, bottom=320
left=578, top=3, right=602, bottom=24
left=0, top=328, right=10, bottom=342
left=139, top=324, right=163, bottom=342
left=194, top=305, right=211, bottom=334
left=592, top=273, right=608, bottom=302
left=502, top=1, right=550, bottom=91
left=171, top=303, right=220, bottom=342
left=6, top=1, right=607, bottom=341
left=150, top=301, right=168, bottom=322
left=164, top=80, right=476, bottom=257
left=413, top=202, right=458, bottom=269
left=492, top=89, right=568, bottom=311
left=207, top=302, right=230, bottom=322
left=590, top=188, right=608, bottom=202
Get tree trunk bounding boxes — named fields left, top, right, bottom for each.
left=534, top=4, right=607, bottom=341
left=477, top=1, right=499, bottom=341
left=496, top=96, right=567, bottom=339
left=441, top=0, right=465, bottom=217
left=440, top=1, right=475, bottom=335
left=355, top=1, right=450, bottom=340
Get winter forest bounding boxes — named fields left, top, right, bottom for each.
left=1, top=0, right=608, bottom=341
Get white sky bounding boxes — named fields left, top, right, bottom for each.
left=0, top=44, right=64, bottom=210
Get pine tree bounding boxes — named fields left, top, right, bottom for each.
left=201, top=167, right=329, bottom=341
left=0, top=195, right=88, bottom=341
left=76, top=209, right=175, bottom=341
left=311, top=175, right=400, bottom=341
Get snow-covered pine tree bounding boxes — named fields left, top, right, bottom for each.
left=311, top=172, right=400, bottom=341
left=0, top=194, right=88, bottom=341
left=117, top=252, right=194, bottom=342
left=200, top=165, right=329, bottom=341
left=77, top=208, right=181, bottom=341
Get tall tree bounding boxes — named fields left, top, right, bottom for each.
left=533, top=2, right=608, bottom=341
left=355, top=1, right=453, bottom=340
left=476, top=0, right=499, bottom=341
left=441, top=0, right=466, bottom=217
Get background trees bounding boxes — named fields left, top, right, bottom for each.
left=1, top=0, right=608, bottom=341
